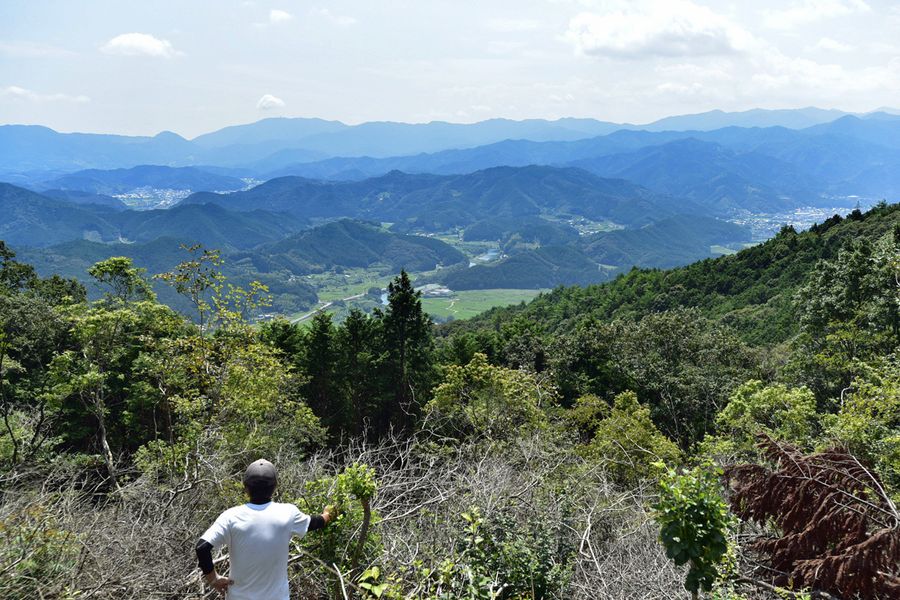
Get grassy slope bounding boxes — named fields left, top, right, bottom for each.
left=421, top=289, right=548, bottom=321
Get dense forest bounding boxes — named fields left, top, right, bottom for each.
left=1, top=202, right=898, bottom=598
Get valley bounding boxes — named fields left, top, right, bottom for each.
left=4, top=111, right=896, bottom=324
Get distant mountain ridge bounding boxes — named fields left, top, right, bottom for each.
left=246, top=220, right=467, bottom=273
left=0, top=183, right=120, bottom=247
left=14, top=220, right=468, bottom=314
left=4, top=108, right=896, bottom=176
left=0, top=182, right=303, bottom=249
left=40, top=165, right=247, bottom=195
left=178, top=165, right=694, bottom=229
left=265, top=116, right=900, bottom=208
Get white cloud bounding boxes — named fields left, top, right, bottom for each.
left=749, top=49, right=894, bottom=93
left=269, top=9, right=293, bottom=24
left=312, top=8, right=358, bottom=27
left=256, top=94, right=286, bottom=110
left=763, top=0, right=870, bottom=30
left=100, top=33, right=182, bottom=58
left=564, top=0, right=755, bottom=60
left=485, top=18, right=541, bottom=32
left=1, top=85, right=90, bottom=103
left=810, top=37, right=853, bottom=52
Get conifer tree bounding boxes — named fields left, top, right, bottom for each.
left=335, top=309, right=380, bottom=436
left=299, top=312, right=345, bottom=437
left=375, top=270, right=433, bottom=434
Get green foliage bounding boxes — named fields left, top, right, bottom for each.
left=339, top=462, right=377, bottom=501
left=296, top=312, right=347, bottom=438
left=1, top=243, right=85, bottom=467
left=476, top=508, right=574, bottom=599
left=129, top=249, right=324, bottom=478
left=0, top=503, right=80, bottom=598
left=791, top=230, right=900, bottom=401
left=333, top=308, right=382, bottom=435
left=825, top=358, right=900, bottom=494
left=413, top=508, right=502, bottom=600
left=702, top=380, right=819, bottom=461
left=257, top=273, right=439, bottom=440
left=611, top=309, right=759, bottom=448
left=375, top=270, right=435, bottom=432
left=426, top=353, right=553, bottom=442
left=655, top=465, right=734, bottom=595
left=412, top=505, right=573, bottom=600
left=88, top=256, right=155, bottom=303
left=154, top=244, right=223, bottom=331
left=358, top=565, right=404, bottom=599
left=577, top=391, right=681, bottom=485
left=293, top=463, right=380, bottom=577
left=0, top=241, right=38, bottom=293
left=45, top=260, right=188, bottom=485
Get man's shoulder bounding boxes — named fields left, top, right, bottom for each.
left=217, top=504, right=249, bottom=520
left=271, top=501, right=302, bottom=514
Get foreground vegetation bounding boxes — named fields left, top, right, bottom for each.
left=1, top=203, right=898, bottom=598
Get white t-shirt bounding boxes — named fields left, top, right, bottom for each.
left=201, top=502, right=311, bottom=600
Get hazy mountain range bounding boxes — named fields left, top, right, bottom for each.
left=3, top=107, right=897, bottom=177
left=3, top=106, right=897, bottom=315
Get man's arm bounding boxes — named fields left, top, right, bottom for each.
left=196, top=539, right=233, bottom=596
left=307, top=505, right=337, bottom=532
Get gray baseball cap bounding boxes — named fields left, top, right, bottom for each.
left=243, top=459, right=277, bottom=487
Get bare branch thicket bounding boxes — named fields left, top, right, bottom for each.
left=0, top=433, right=716, bottom=600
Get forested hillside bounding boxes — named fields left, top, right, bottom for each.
left=438, top=214, right=752, bottom=290
left=448, top=203, right=900, bottom=345
left=180, top=166, right=686, bottom=229
left=2, top=201, right=897, bottom=599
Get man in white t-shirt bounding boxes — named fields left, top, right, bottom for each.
left=196, top=459, right=336, bottom=599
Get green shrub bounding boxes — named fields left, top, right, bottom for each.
left=701, top=380, right=819, bottom=461
left=0, top=503, right=80, bottom=599
left=425, top=353, right=554, bottom=442
left=577, top=391, right=681, bottom=485
left=824, top=359, right=900, bottom=496
left=292, top=462, right=380, bottom=578
left=654, top=465, right=735, bottom=596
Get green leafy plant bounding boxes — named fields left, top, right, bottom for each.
left=576, top=391, right=681, bottom=485
left=294, top=462, right=379, bottom=585
left=425, top=353, right=554, bottom=442
left=0, top=503, right=80, bottom=598
left=413, top=508, right=501, bottom=600
left=654, top=465, right=734, bottom=597
left=701, top=380, right=819, bottom=461
left=358, top=565, right=403, bottom=599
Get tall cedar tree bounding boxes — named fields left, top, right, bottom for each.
left=299, top=312, right=346, bottom=438
left=375, top=271, right=433, bottom=434
left=335, top=309, right=380, bottom=436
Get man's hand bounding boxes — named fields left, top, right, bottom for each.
left=322, top=504, right=339, bottom=525
left=204, top=571, right=233, bottom=596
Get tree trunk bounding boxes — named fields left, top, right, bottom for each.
left=351, top=497, right=372, bottom=578
left=95, top=399, right=119, bottom=490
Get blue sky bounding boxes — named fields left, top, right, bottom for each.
left=2, top=0, right=899, bottom=137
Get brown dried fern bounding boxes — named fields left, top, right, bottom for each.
left=725, top=434, right=900, bottom=598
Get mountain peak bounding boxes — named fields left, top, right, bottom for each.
left=153, top=130, right=187, bottom=141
